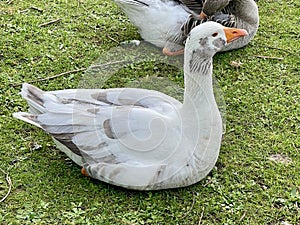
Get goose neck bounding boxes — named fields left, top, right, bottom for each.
left=182, top=53, right=214, bottom=107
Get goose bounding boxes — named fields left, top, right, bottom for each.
left=113, top=0, right=259, bottom=55
left=13, top=22, right=248, bottom=190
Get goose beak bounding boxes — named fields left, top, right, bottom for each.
left=199, top=11, right=207, bottom=19
left=224, top=27, right=248, bottom=43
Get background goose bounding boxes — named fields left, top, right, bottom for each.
left=13, top=22, right=248, bottom=190
left=113, top=0, right=258, bottom=55
left=181, top=0, right=260, bottom=52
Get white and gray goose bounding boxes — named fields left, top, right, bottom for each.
left=13, top=22, right=248, bottom=190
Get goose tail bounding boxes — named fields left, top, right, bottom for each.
left=12, top=83, right=47, bottom=128
left=19, top=83, right=47, bottom=114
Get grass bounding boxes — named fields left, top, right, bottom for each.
left=0, top=0, right=299, bottom=224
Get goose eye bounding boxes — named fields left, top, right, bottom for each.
left=212, top=32, right=218, bottom=37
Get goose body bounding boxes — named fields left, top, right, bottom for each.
left=114, top=0, right=190, bottom=50
left=114, top=0, right=259, bottom=54
left=13, top=22, right=248, bottom=190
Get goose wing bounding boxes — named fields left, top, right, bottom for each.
left=14, top=84, right=183, bottom=188
left=178, top=0, right=204, bottom=14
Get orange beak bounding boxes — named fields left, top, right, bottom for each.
left=199, top=11, right=207, bottom=20
left=224, top=27, right=248, bottom=43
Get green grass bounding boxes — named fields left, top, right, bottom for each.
left=0, top=0, right=299, bottom=224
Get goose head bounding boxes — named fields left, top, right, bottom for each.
left=164, top=21, right=248, bottom=57
left=185, top=21, right=248, bottom=59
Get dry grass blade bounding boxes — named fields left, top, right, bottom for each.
left=198, top=207, right=205, bottom=225
left=0, top=168, right=12, bottom=203
left=11, top=68, right=86, bottom=87
left=254, top=55, right=284, bottom=60
left=253, top=44, right=295, bottom=55
left=106, top=35, right=120, bottom=44
left=30, top=6, right=43, bottom=12
left=239, top=212, right=246, bottom=222
left=39, top=18, right=61, bottom=27
left=181, top=192, right=196, bottom=219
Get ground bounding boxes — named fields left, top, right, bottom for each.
left=0, top=0, right=299, bottom=224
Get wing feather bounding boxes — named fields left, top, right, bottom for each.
left=14, top=84, right=182, bottom=169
